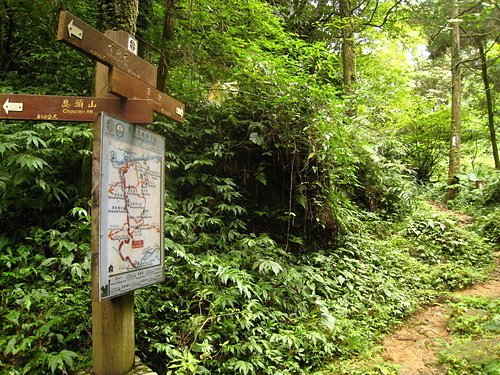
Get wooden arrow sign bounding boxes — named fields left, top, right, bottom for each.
left=3, top=98, right=23, bottom=114
left=109, top=68, right=185, bottom=123
left=0, top=94, right=153, bottom=124
left=57, top=11, right=157, bottom=87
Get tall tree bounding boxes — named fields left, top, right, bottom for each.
left=458, top=0, right=500, bottom=169
left=339, top=0, right=356, bottom=116
left=157, top=0, right=176, bottom=91
left=476, top=37, right=500, bottom=169
left=136, top=0, right=154, bottom=58
left=267, top=0, right=406, bottom=117
left=447, top=0, right=462, bottom=199
left=415, top=0, right=498, bottom=181
left=98, top=0, right=139, bottom=34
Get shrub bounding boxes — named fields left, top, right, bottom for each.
left=480, top=208, right=500, bottom=247
left=483, top=171, right=500, bottom=207
left=0, top=210, right=92, bottom=374
left=404, top=212, right=491, bottom=268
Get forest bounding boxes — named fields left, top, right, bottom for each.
left=0, top=0, right=499, bottom=374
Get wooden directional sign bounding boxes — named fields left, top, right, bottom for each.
left=0, top=94, right=153, bottom=124
left=109, top=68, right=185, bottom=123
left=57, top=11, right=157, bottom=87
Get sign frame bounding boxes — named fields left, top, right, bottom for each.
left=98, top=112, right=165, bottom=301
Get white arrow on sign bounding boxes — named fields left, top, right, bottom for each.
left=67, top=19, right=83, bottom=39
left=3, top=98, right=24, bottom=114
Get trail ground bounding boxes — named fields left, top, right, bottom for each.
left=383, top=252, right=500, bottom=374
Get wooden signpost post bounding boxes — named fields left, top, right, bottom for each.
left=0, top=10, right=185, bottom=375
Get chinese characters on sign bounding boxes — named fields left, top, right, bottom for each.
left=109, top=68, right=185, bottom=122
left=0, top=94, right=153, bottom=124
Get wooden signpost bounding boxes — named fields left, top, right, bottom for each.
left=0, top=94, right=153, bottom=124
left=0, top=10, right=185, bottom=375
left=109, top=67, right=185, bottom=122
left=57, top=11, right=157, bottom=87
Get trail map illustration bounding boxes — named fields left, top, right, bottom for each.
left=99, top=113, right=165, bottom=300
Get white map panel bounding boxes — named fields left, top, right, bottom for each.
left=99, top=113, right=164, bottom=300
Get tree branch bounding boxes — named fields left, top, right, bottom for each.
left=365, top=0, right=404, bottom=28
left=458, top=0, right=484, bottom=17
left=364, top=0, right=380, bottom=27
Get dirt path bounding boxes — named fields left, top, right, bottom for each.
left=382, top=254, right=500, bottom=374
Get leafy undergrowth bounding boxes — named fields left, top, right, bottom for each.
left=0, top=200, right=493, bottom=374
left=313, top=345, right=400, bottom=375
left=439, top=295, right=500, bottom=375
left=317, top=201, right=498, bottom=375
left=320, top=293, right=500, bottom=375
left=134, top=202, right=493, bottom=374
left=0, top=209, right=92, bottom=374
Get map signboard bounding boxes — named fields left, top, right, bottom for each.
left=99, top=113, right=164, bottom=300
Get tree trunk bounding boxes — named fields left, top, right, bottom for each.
left=136, top=0, right=153, bottom=59
left=339, top=0, right=356, bottom=118
left=476, top=37, right=500, bottom=169
left=98, top=0, right=139, bottom=35
left=446, top=0, right=462, bottom=200
left=156, top=0, right=176, bottom=91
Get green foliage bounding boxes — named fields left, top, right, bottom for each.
left=315, top=346, right=400, bottom=375
left=428, top=169, right=500, bottom=223
left=403, top=209, right=492, bottom=289
left=349, top=137, right=418, bottom=217
left=134, top=195, right=493, bottom=373
left=395, top=58, right=451, bottom=183
left=155, top=1, right=344, bottom=249
left=405, top=212, right=490, bottom=265
left=0, top=122, right=92, bottom=232
left=439, top=295, right=500, bottom=375
left=1, top=1, right=96, bottom=94
left=447, top=296, right=500, bottom=339
left=136, top=173, right=343, bottom=373
left=483, top=172, right=500, bottom=207
left=480, top=208, right=500, bottom=246
left=0, top=209, right=91, bottom=374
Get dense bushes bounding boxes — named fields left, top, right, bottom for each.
left=481, top=208, right=500, bottom=246
left=0, top=123, right=92, bottom=233
left=0, top=211, right=91, bottom=374
left=483, top=172, right=500, bottom=207
left=0, top=203, right=492, bottom=373
left=439, top=295, right=500, bottom=374
left=430, top=170, right=500, bottom=249
left=405, top=212, right=491, bottom=266
left=131, top=192, right=492, bottom=374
